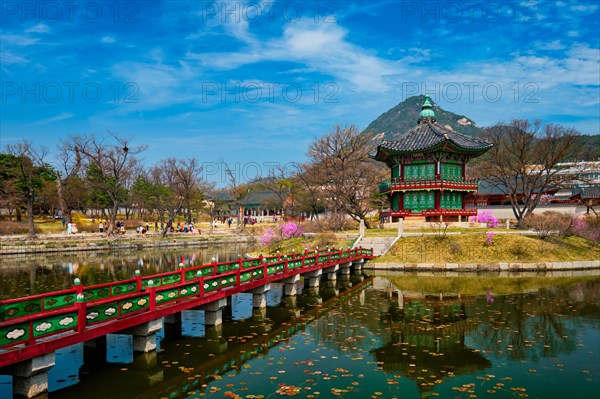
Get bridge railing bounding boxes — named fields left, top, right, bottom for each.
left=0, top=248, right=373, bottom=351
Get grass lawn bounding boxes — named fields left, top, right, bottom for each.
left=374, top=234, right=598, bottom=263
left=345, top=227, right=515, bottom=237
left=254, top=236, right=357, bottom=256
left=32, top=217, right=65, bottom=233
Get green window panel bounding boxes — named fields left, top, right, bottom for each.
left=404, top=164, right=435, bottom=181
left=441, top=163, right=462, bottom=181
left=441, top=192, right=463, bottom=209
left=403, top=191, right=434, bottom=212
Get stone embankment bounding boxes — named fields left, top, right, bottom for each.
left=366, top=260, right=600, bottom=272
left=0, top=232, right=256, bottom=256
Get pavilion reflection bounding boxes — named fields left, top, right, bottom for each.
left=374, top=293, right=490, bottom=398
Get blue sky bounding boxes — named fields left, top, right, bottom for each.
left=1, top=0, right=599, bottom=182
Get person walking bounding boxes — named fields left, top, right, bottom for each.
left=99, top=221, right=104, bottom=233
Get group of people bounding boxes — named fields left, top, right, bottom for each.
left=62, top=217, right=205, bottom=235
left=213, top=216, right=279, bottom=229
left=136, top=222, right=151, bottom=234
left=65, top=222, right=78, bottom=234
left=167, top=221, right=196, bottom=233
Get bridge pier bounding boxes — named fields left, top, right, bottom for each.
left=201, top=298, right=227, bottom=326
left=283, top=275, right=301, bottom=296
left=338, top=274, right=352, bottom=289
left=223, top=296, right=233, bottom=319
left=121, top=318, right=163, bottom=353
left=325, top=265, right=339, bottom=281
left=132, top=351, right=164, bottom=387
left=252, top=284, right=271, bottom=308
left=298, top=288, right=322, bottom=307
left=204, top=324, right=228, bottom=354
left=305, top=270, right=322, bottom=288
left=9, top=353, right=55, bottom=398
left=352, top=259, right=364, bottom=275
left=321, top=282, right=339, bottom=300
left=282, top=296, right=301, bottom=318
left=164, top=312, right=182, bottom=325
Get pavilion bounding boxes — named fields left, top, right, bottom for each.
left=372, top=96, right=493, bottom=223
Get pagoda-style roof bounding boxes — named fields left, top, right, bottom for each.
left=372, top=96, right=493, bottom=161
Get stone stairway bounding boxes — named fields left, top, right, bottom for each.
left=355, top=236, right=397, bottom=256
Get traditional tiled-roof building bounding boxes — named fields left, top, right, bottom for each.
left=372, top=96, right=493, bottom=222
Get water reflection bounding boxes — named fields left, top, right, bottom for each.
left=2, top=272, right=599, bottom=399
left=0, top=245, right=252, bottom=299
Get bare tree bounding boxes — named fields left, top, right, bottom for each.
left=4, top=141, right=49, bottom=237
left=69, top=133, right=146, bottom=236
left=224, top=162, right=250, bottom=233
left=306, top=125, right=383, bottom=228
left=159, top=158, right=206, bottom=237
left=54, top=142, right=82, bottom=223
left=295, top=163, right=325, bottom=220
left=478, top=120, right=579, bottom=226
left=256, top=164, right=298, bottom=220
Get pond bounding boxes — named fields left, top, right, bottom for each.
left=0, top=244, right=253, bottom=300
left=0, top=249, right=599, bottom=399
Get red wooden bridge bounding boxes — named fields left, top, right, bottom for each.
left=0, top=247, right=374, bottom=370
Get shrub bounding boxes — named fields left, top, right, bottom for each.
left=572, top=214, right=600, bottom=245
left=315, top=231, right=337, bottom=248
left=430, top=221, right=450, bottom=238
left=485, top=232, right=495, bottom=246
left=260, top=222, right=303, bottom=247
left=0, top=221, right=40, bottom=235
left=300, top=217, right=359, bottom=233
left=261, top=228, right=277, bottom=246
left=474, top=210, right=499, bottom=228
left=281, top=222, right=303, bottom=238
left=524, top=211, right=573, bottom=239
left=449, top=241, right=462, bottom=255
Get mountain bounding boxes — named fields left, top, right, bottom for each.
left=363, top=95, right=599, bottom=161
left=567, top=135, right=600, bottom=161
left=363, top=95, right=481, bottom=141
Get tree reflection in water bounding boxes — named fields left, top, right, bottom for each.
left=0, top=245, right=251, bottom=299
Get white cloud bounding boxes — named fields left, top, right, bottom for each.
left=25, top=24, right=50, bottom=34
left=28, top=113, right=75, bottom=127
left=1, top=34, right=40, bottom=46
left=0, top=50, right=29, bottom=65
left=570, top=4, right=599, bottom=12
left=187, top=19, right=397, bottom=92
left=101, top=36, right=116, bottom=44
left=535, top=40, right=566, bottom=51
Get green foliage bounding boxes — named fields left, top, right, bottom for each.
left=565, top=134, right=600, bottom=161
